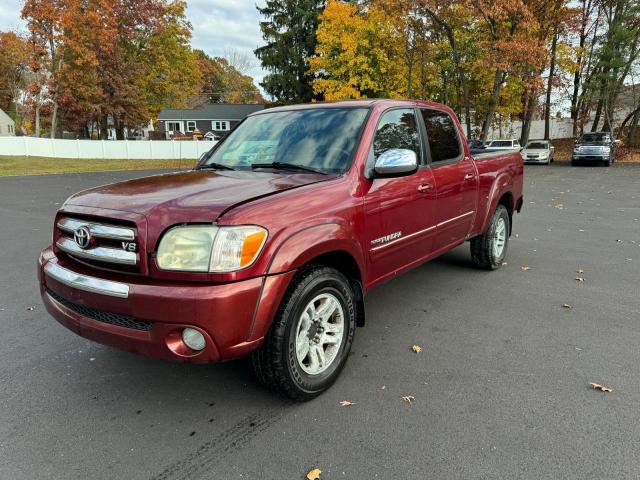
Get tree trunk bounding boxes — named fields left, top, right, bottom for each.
left=50, top=102, right=58, bottom=139
left=100, top=115, right=109, bottom=140
left=520, top=91, right=536, bottom=145
left=34, top=105, right=40, bottom=138
left=571, top=0, right=591, bottom=132
left=628, top=108, right=639, bottom=146
left=544, top=31, right=558, bottom=140
left=481, top=69, right=505, bottom=143
left=591, top=98, right=603, bottom=132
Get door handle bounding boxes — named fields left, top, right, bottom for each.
left=464, top=173, right=474, bottom=180
left=417, top=183, right=432, bottom=193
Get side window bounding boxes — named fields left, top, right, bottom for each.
left=372, top=108, right=420, bottom=161
left=420, top=109, right=461, bottom=163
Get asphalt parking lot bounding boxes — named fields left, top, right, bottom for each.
left=1, top=163, right=639, bottom=479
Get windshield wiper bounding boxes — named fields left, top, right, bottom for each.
left=250, top=162, right=327, bottom=175
left=197, top=163, right=235, bottom=171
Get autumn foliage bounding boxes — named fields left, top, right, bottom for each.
left=0, top=0, right=262, bottom=138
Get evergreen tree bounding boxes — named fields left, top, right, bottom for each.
left=255, top=0, right=326, bottom=103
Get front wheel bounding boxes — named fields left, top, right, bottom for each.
left=470, top=205, right=510, bottom=270
left=252, top=266, right=356, bottom=401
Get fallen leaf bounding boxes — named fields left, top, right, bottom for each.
left=339, top=400, right=355, bottom=407
left=521, top=266, right=531, bottom=271
left=590, top=383, right=612, bottom=393
left=575, top=277, right=585, bottom=282
left=402, top=395, right=415, bottom=405
left=307, top=468, right=322, bottom=480
left=411, top=345, right=422, bottom=353
left=576, top=269, right=584, bottom=274
left=563, top=304, right=572, bottom=309
left=501, top=262, right=508, bottom=266
left=380, top=385, right=386, bottom=390
left=26, top=306, right=35, bottom=311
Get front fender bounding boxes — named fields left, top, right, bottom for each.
left=266, top=222, right=365, bottom=276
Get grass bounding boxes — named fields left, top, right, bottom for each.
left=0, top=156, right=196, bottom=176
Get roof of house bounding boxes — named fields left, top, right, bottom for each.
left=0, top=108, right=15, bottom=124
left=158, top=104, right=265, bottom=120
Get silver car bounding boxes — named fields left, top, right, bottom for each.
left=521, top=140, right=555, bottom=164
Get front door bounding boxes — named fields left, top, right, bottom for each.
left=420, top=108, right=478, bottom=252
left=364, top=108, right=438, bottom=284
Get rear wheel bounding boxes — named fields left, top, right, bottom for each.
left=252, top=266, right=356, bottom=401
left=470, top=205, right=510, bottom=270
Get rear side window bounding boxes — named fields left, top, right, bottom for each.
left=420, top=109, right=461, bottom=163
left=372, top=108, right=421, bottom=160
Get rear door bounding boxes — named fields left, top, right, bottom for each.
left=364, top=108, right=437, bottom=282
left=420, top=108, right=478, bottom=252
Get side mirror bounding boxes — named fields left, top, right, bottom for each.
left=373, top=149, right=418, bottom=178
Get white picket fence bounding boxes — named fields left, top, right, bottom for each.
left=0, top=137, right=216, bottom=160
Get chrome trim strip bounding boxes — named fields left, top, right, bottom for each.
left=437, top=210, right=475, bottom=228
left=369, top=211, right=475, bottom=253
left=371, top=225, right=436, bottom=252
left=44, top=262, right=129, bottom=298
left=58, top=218, right=135, bottom=241
left=56, top=237, right=137, bottom=265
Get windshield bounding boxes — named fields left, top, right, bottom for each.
left=526, top=142, right=548, bottom=149
left=581, top=133, right=609, bottom=143
left=489, top=141, right=513, bottom=147
left=200, top=108, right=369, bottom=174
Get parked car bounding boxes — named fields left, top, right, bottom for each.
left=521, top=139, right=555, bottom=164
left=572, top=132, right=615, bottom=166
left=467, top=139, right=486, bottom=151
left=38, top=99, right=524, bottom=400
left=486, top=139, right=521, bottom=150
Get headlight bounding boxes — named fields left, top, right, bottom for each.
left=602, top=146, right=611, bottom=154
left=157, top=225, right=267, bottom=272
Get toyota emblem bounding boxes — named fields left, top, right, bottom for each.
left=73, top=226, right=91, bottom=249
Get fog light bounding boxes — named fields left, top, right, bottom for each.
left=182, top=328, right=206, bottom=351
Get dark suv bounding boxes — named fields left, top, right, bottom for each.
left=572, top=132, right=615, bottom=166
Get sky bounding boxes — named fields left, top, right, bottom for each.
left=0, top=0, right=268, bottom=88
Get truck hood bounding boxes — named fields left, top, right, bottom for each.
left=64, top=169, right=333, bottom=223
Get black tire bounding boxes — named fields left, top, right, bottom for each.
left=252, top=266, right=356, bottom=401
left=605, top=159, right=612, bottom=167
left=470, top=205, right=510, bottom=270
left=571, top=159, right=578, bottom=166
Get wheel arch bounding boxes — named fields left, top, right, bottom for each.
left=263, top=223, right=366, bottom=329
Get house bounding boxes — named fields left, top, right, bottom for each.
left=0, top=108, right=16, bottom=136
left=157, top=104, right=265, bottom=139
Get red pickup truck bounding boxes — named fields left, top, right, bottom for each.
left=38, top=100, right=523, bottom=400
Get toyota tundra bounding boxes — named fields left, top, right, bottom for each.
left=38, top=100, right=524, bottom=400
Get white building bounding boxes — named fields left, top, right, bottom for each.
left=0, top=109, right=16, bottom=136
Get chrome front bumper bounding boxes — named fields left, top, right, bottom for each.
left=44, top=262, right=130, bottom=298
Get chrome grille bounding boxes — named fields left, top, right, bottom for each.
left=58, top=217, right=135, bottom=241
left=56, top=216, right=140, bottom=272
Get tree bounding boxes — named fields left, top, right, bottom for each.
left=255, top=0, right=326, bottom=103
left=194, top=50, right=263, bottom=104
left=309, top=1, right=408, bottom=100
left=421, top=0, right=477, bottom=136
left=20, top=0, right=206, bottom=139
left=588, top=0, right=640, bottom=134
left=0, top=32, right=30, bottom=126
